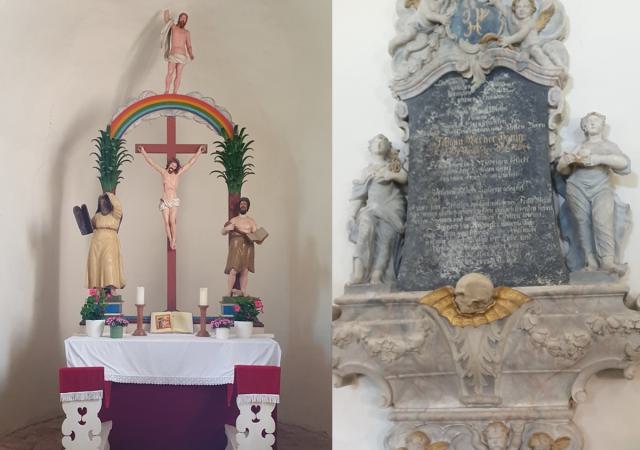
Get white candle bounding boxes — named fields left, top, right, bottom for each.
left=199, top=288, right=208, bottom=306
left=136, top=287, right=145, bottom=305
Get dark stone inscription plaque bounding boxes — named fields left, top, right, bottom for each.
left=397, top=68, right=568, bottom=290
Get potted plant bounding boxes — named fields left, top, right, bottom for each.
left=210, top=317, right=234, bottom=340
left=81, top=289, right=106, bottom=338
left=105, top=316, right=129, bottom=338
left=210, top=125, right=255, bottom=220
left=91, top=126, right=132, bottom=194
left=232, top=297, right=263, bottom=338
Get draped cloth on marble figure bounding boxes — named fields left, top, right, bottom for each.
left=349, top=173, right=406, bottom=277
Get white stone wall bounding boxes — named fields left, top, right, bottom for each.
left=0, top=0, right=331, bottom=435
left=333, top=0, right=640, bottom=448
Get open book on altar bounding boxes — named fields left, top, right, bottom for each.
left=150, top=312, right=194, bottom=334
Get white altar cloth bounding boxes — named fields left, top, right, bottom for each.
left=65, top=334, right=281, bottom=386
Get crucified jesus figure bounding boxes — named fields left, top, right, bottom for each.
left=139, top=145, right=204, bottom=250
left=162, top=9, right=194, bottom=94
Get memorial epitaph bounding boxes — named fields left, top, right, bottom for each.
left=397, top=68, right=568, bottom=290
left=334, top=2, right=640, bottom=449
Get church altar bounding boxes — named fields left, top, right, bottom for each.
left=65, top=334, right=281, bottom=385
left=61, top=335, right=282, bottom=450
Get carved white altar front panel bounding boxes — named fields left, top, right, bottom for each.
left=61, top=398, right=110, bottom=450
left=235, top=399, right=277, bottom=450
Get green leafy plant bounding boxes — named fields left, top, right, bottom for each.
left=91, top=126, right=133, bottom=193
left=81, top=290, right=106, bottom=321
left=232, top=296, right=264, bottom=322
left=210, top=125, right=254, bottom=194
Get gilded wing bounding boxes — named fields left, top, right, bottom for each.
left=420, top=287, right=456, bottom=318
left=492, top=286, right=530, bottom=320
left=552, top=437, right=571, bottom=450
left=535, top=3, right=556, bottom=32
left=479, top=33, right=500, bottom=44
left=428, top=442, right=450, bottom=450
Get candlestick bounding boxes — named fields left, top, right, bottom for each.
left=199, top=287, right=208, bottom=306
left=196, top=305, right=210, bottom=337
left=136, top=286, right=145, bottom=305
left=133, top=304, right=147, bottom=336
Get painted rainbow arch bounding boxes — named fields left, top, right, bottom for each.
left=109, top=94, right=234, bottom=139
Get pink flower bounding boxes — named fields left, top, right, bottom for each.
left=254, top=300, right=263, bottom=309
left=88, top=288, right=97, bottom=296
left=233, top=304, right=241, bottom=312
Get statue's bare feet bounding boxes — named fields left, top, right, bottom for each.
left=584, top=256, right=598, bottom=272
left=601, top=260, right=628, bottom=277
left=348, top=259, right=365, bottom=285
left=370, top=270, right=383, bottom=285
left=170, top=239, right=176, bottom=250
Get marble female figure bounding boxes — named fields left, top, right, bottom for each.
left=348, top=134, right=407, bottom=286
left=556, top=112, right=631, bottom=275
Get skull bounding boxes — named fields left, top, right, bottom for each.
left=454, top=273, right=495, bottom=315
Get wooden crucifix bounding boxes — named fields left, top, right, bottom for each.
left=135, top=116, right=207, bottom=311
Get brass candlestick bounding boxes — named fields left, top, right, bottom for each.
left=197, top=305, right=210, bottom=337
left=133, top=304, right=147, bottom=336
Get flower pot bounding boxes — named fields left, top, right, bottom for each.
left=216, top=328, right=230, bottom=340
left=86, top=320, right=105, bottom=338
left=234, top=321, right=253, bottom=339
left=110, top=326, right=124, bottom=339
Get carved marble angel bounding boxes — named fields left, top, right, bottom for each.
left=472, top=422, right=523, bottom=450
left=396, top=430, right=449, bottom=450
left=389, top=0, right=456, bottom=78
left=483, top=0, right=568, bottom=69
left=527, top=432, right=570, bottom=450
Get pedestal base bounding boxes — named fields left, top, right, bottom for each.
left=333, top=284, right=640, bottom=449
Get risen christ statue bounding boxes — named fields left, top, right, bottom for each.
left=140, top=146, right=204, bottom=249
left=162, top=9, right=194, bottom=94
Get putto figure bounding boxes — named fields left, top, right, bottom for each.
left=396, top=430, right=449, bottom=450
left=348, top=134, right=407, bottom=286
left=139, top=145, right=204, bottom=250
left=556, top=112, right=631, bottom=276
left=389, top=0, right=455, bottom=78
left=222, top=197, right=264, bottom=296
left=485, top=0, right=568, bottom=68
left=480, top=422, right=512, bottom=450
left=87, top=193, right=125, bottom=290
left=161, top=9, right=195, bottom=94
left=527, top=432, right=570, bottom=450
